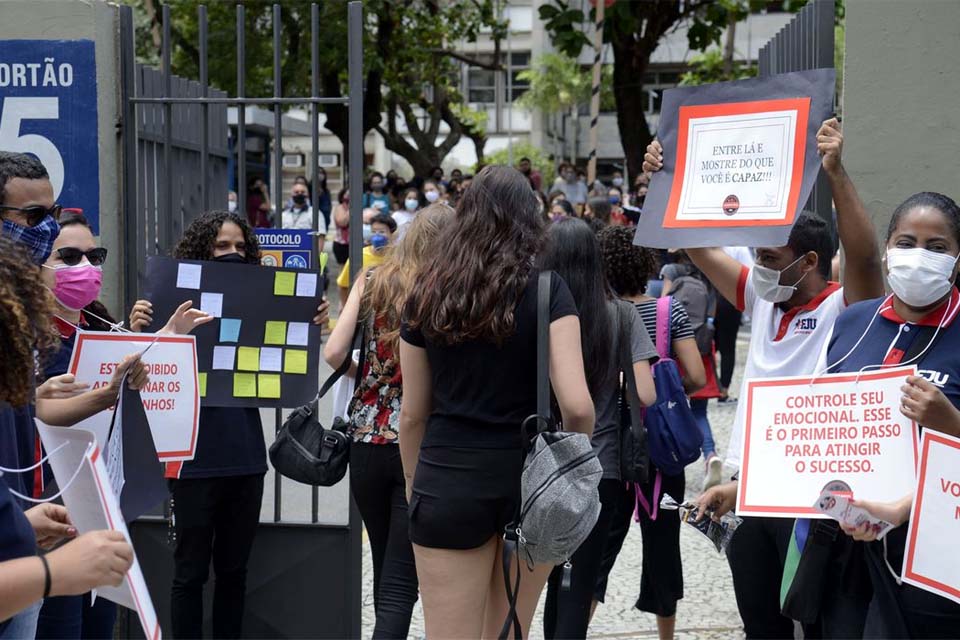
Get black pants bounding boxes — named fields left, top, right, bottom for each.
left=170, top=474, right=264, bottom=639
left=350, top=443, right=419, bottom=639
left=727, top=516, right=795, bottom=639
left=714, top=296, right=742, bottom=391
left=543, top=480, right=632, bottom=639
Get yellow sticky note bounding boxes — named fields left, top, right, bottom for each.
left=258, top=374, right=281, bottom=399
left=198, top=372, right=207, bottom=398
left=233, top=373, right=256, bottom=397
left=264, top=321, right=287, bottom=345
left=274, top=271, right=296, bottom=296
left=319, top=252, right=329, bottom=272
left=237, top=346, right=260, bottom=371
left=284, top=349, right=309, bottom=375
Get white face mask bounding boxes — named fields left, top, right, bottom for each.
left=612, top=177, right=624, bottom=187
left=886, top=247, right=959, bottom=308
left=751, top=254, right=809, bottom=303
left=404, top=198, right=419, bottom=212
left=424, top=190, right=440, bottom=203
left=227, top=200, right=237, bottom=213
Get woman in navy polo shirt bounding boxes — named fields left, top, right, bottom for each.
left=129, top=210, right=329, bottom=639
left=824, top=192, right=960, bottom=638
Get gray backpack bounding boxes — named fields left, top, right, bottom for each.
left=499, top=271, right=602, bottom=639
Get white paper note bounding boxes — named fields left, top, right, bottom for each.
left=296, top=272, right=318, bottom=298
left=176, top=263, right=202, bottom=289
left=286, top=322, right=309, bottom=347
left=212, top=346, right=236, bottom=370
left=259, top=347, right=283, bottom=372
left=200, top=292, right=223, bottom=318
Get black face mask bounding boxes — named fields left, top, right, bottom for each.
left=292, top=194, right=307, bottom=205
left=214, top=252, right=247, bottom=264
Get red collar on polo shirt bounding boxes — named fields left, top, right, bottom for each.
left=879, top=288, right=960, bottom=328
left=53, top=313, right=87, bottom=339
left=772, top=281, right=842, bottom=341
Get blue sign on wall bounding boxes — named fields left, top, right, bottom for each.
left=0, top=40, right=100, bottom=233
left=256, top=229, right=314, bottom=269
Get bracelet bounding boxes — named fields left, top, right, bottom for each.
left=39, top=554, right=51, bottom=599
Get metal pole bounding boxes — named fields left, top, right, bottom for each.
left=587, top=0, right=605, bottom=185
left=347, top=2, right=364, bottom=287
left=119, top=6, right=139, bottom=314
left=236, top=4, right=247, bottom=221
left=272, top=2, right=284, bottom=524
left=505, top=2, right=513, bottom=166
left=198, top=5, right=209, bottom=212
left=162, top=4, right=175, bottom=251
left=310, top=1, right=321, bottom=525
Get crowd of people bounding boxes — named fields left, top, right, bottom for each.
left=2, top=113, right=960, bottom=640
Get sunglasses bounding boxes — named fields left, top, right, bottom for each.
left=56, top=246, right=108, bottom=267
left=0, top=204, right=62, bottom=227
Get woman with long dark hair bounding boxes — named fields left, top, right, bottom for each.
left=324, top=204, right=453, bottom=638
left=399, top=166, right=596, bottom=638
left=539, top=218, right=657, bottom=638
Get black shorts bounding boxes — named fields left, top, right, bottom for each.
left=333, top=242, right=349, bottom=265
left=408, top=446, right=523, bottom=550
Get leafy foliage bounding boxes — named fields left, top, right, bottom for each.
left=679, top=49, right=758, bottom=86
left=478, top=142, right=556, bottom=187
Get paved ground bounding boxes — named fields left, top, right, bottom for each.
left=357, top=329, right=753, bottom=639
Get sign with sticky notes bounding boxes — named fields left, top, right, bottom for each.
left=143, top=257, right=325, bottom=408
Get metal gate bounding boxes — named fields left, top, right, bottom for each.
left=758, top=0, right=836, bottom=237
left=117, top=3, right=366, bottom=637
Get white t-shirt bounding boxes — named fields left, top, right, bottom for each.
left=392, top=210, right=416, bottom=228
left=281, top=206, right=327, bottom=235
left=725, top=266, right=846, bottom=470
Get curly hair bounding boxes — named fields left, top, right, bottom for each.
left=597, top=225, right=659, bottom=297
left=173, top=210, right=262, bottom=263
left=0, top=236, right=59, bottom=406
left=361, top=204, right=454, bottom=353
left=406, top=165, right=545, bottom=345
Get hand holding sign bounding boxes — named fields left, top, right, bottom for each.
left=46, top=529, right=134, bottom=595
left=25, top=503, right=78, bottom=550
left=36, top=374, right=90, bottom=400
left=837, top=495, right=910, bottom=542
left=816, top=117, right=843, bottom=176
left=900, top=375, right=960, bottom=434
left=129, top=299, right=213, bottom=335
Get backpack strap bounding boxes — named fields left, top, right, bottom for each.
left=655, top=296, right=673, bottom=360
left=536, top=270, right=552, bottom=424
left=499, top=270, right=552, bottom=640
left=617, top=301, right=646, bottom=462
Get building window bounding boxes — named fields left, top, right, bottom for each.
left=507, top=51, right=530, bottom=102
left=468, top=68, right=496, bottom=103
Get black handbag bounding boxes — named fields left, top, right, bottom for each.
left=269, top=321, right=365, bottom=487
left=616, top=300, right=649, bottom=484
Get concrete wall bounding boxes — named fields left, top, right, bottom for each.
left=0, top=0, right=123, bottom=313
left=844, top=0, right=960, bottom=250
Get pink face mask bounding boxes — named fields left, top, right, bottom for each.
left=45, top=263, right=103, bottom=310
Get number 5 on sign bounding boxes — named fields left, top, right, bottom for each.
left=0, top=97, right=65, bottom=197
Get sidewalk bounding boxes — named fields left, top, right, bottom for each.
left=362, top=329, right=753, bottom=638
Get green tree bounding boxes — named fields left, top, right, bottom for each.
left=123, top=0, right=502, bottom=173
left=679, top=49, right=758, bottom=86
left=478, top=142, right=556, bottom=187
left=516, top=52, right=591, bottom=162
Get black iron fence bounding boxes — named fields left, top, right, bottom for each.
left=117, top=3, right=365, bottom=637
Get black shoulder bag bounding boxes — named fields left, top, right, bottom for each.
left=617, top=300, right=650, bottom=484
left=269, top=320, right=366, bottom=487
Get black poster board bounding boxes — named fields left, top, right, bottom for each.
left=143, top=256, right=322, bottom=408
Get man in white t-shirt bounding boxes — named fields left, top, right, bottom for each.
left=643, top=118, right=885, bottom=638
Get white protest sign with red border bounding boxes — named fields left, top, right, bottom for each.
left=902, top=429, right=960, bottom=605
left=37, top=423, right=162, bottom=640
left=68, top=331, right=199, bottom=461
left=737, top=366, right=919, bottom=518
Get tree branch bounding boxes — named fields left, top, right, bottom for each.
left=434, top=49, right=504, bottom=71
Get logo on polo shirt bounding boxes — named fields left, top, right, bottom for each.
left=796, top=317, right=818, bottom=334
left=919, top=369, right=950, bottom=388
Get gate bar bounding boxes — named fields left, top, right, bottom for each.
left=310, top=1, right=321, bottom=525
left=236, top=4, right=246, bottom=220
left=198, top=5, right=209, bottom=212
left=272, top=2, right=284, bottom=524
left=162, top=4, right=174, bottom=252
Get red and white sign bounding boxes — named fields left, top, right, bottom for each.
left=68, top=331, right=199, bottom=461
left=37, top=423, right=161, bottom=640
left=664, top=98, right=810, bottom=229
left=738, top=366, right=919, bottom=518
left=902, top=429, right=960, bottom=605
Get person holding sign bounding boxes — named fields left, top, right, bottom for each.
left=647, top=118, right=886, bottom=638
left=128, top=210, right=329, bottom=640
left=801, top=192, right=960, bottom=638
left=0, top=235, right=134, bottom=638
left=33, top=209, right=211, bottom=640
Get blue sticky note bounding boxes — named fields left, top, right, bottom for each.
left=219, top=318, right=242, bottom=343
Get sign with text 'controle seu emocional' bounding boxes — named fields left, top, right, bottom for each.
left=0, top=40, right=100, bottom=233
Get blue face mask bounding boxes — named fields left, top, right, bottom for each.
left=609, top=195, right=621, bottom=205
left=2, top=215, right=60, bottom=264
left=370, top=233, right=388, bottom=250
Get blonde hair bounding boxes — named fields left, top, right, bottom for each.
left=360, top=204, right=454, bottom=352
